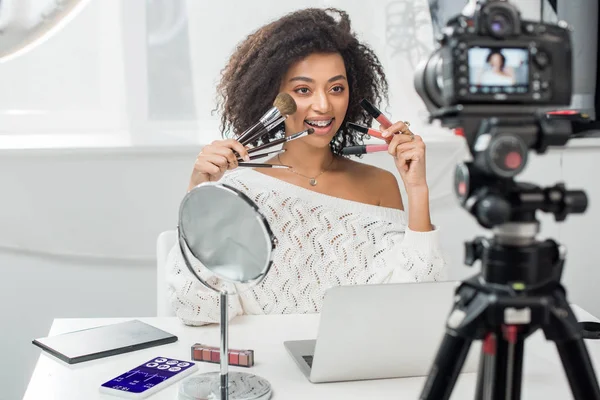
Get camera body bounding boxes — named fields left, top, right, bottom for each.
left=414, top=0, right=585, bottom=230
left=416, top=0, right=573, bottom=115
left=441, top=23, right=572, bottom=107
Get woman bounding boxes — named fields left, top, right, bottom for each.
left=477, top=50, right=515, bottom=86
left=166, top=8, right=446, bottom=325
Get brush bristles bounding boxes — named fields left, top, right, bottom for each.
left=273, top=93, right=297, bottom=116
left=306, top=127, right=314, bottom=135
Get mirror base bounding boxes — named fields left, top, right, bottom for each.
left=179, top=371, right=273, bottom=400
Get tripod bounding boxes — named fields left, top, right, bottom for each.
left=419, top=175, right=600, bottom=399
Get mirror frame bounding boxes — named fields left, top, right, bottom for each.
left=177, top=182, right=277, bottom=293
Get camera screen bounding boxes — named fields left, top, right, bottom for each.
left=468, top=47, right=529, bottom=94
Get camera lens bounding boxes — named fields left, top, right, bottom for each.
left=488, top=12, right=512, bottom=37
left=414, top=49, right=445, bottom=109
left=491, top=18, right=506, bottom=33
left=482, top=0, right=521, bottom=39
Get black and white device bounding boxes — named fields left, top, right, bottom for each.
left=99, top=357, right=198, bottom=399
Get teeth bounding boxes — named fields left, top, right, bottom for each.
left=305, top=119, right=332, bottom=127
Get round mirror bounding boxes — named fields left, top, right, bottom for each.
left=177, top=182, right=275, bottom=400
left=178, top=182, right=275, bottom=293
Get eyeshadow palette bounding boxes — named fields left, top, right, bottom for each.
left=191, top=343, right=254, bottom=368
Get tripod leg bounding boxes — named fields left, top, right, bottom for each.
left=504, top=331, right=525, bottom=400
left=475, top=334, right=497, bottom=400
left=543, top=291, right=600, bottom=399
left=555, top=339, right=600, bottom=400
left=475, top=328, right=524, bottom=400
left=419, top=333, right=473, bottom=400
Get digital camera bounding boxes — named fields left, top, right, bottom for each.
left=415, top=0, right=573, bottom=115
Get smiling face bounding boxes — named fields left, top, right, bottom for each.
left=279, top=52, right=350, bottom=148
left=489, top=53, right=504, bottom=70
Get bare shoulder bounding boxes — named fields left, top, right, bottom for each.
left=340, top=157, right=393, bottom=180
left=338, top=157, right=404, bottom=210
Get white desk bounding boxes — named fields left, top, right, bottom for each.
left=25, top=306, right=600, bottom=400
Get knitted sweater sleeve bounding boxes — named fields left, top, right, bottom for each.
left=384, top=225, right=448, bottom=283
left=165, top=239, right=243, bottom=326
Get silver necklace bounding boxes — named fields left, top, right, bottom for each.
left=278, top=154, right=335, bottom=186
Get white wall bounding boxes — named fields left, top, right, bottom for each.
left=0, top=148, right=194, bottom=400
left=0, top=0, right=127, bottom=134
left=1, top=1, right=599, bottom=400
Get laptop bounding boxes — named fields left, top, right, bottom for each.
left=284, top=281, right=480, bottom=383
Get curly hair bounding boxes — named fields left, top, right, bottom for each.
left=486, top=50, right=506, bottom=70
left=215, top=8, right=389, bottom=155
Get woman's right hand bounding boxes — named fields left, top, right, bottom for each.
left=188, top=139, right=250, bottom=191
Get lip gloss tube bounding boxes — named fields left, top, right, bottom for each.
left=360, top=99, right=393, bottom=129
left=191, top=343, right=254, bottom=368
left=341, top=144, right=389, bottom=155
left=346, top=122, right=387, bottom=141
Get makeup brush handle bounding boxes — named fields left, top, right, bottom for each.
left=239, top=123, right=269, bottom=146
left=246, top=128, right=311, bottom=155
left=237, top=162, right=289, bottom=168
left=239, top=149, right=285, bottom=161
left=247, top=137, right=286, bottom=154
left=236, top=120, right=264, bottom=145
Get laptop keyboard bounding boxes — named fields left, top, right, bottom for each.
left=302, top=355, right=314, bottom=368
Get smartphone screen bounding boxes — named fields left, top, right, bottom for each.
left=100, top=357, right=196, bottom=394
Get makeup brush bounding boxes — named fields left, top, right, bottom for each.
left=237, top=148, right=285, bottom=162
left=237, top=162, right=290, bottom=169
left=247, top=128, right=314, bottom=155
left=238, top=93, right=297, bottom=145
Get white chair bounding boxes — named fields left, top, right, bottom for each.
left=156, top=230, right=177, bottom=317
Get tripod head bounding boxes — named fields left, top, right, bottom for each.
left=453, top=113, right=588, bottom=285
left=454, top=114, right=588, bottom=230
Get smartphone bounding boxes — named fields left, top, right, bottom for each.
left=99, top=357, right=198, bottom=398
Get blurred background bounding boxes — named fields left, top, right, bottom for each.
left=1, top=1, right=598, bottom=399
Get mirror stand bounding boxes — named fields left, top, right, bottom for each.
left=178, top=287, right=272, bottom=400
left=177, top=183, right=276, bottom=400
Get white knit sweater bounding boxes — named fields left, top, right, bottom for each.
left=166, top=168, right=447, bottom=325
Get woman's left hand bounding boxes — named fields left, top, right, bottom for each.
left=381, top=121, right=428, bottom=190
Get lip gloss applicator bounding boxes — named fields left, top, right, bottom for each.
left=347, top=121, right=413, bottom=143
left=360, top=98, right=393, bottom=129
left=346, top=122, right=388, bottom=141
left=341, top=144, right=389, bottom=156
left=359, top=98, right=412, bottom=140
